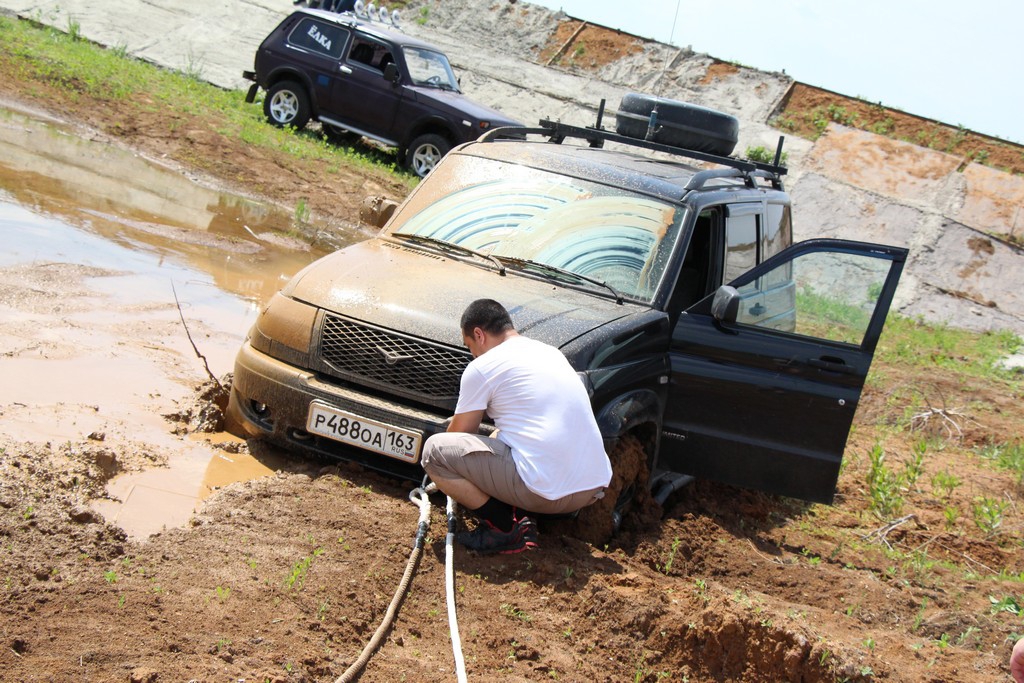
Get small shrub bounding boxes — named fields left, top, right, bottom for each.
left=972, top=496, right=1009, bottom=537
left=744, top=145, right=789, bottom=166
left=658, top=537, right=682, bottom=574
left=500, top=603, right=531, bottom=622
left=903, top=439, right=928, bottom=488
left=866, top=442, right=904, bottom=519
left=989, top=594, right=1021, bottom=615
left=66, top=16, right=81, bottom=41
left=931, top=470, right=961, bottom=498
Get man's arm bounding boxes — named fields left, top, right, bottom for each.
left=1012, top=636, right=1024, bottom=683
left=447, top=410, right=485, bottom=434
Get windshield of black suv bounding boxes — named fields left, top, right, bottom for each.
left=386, top=155, right=686, bottom=303
left=403, top=46, right=460, bottom=91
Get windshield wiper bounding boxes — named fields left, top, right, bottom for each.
left=501, top=257, right=623, bottom=304
left=417, top=80, right=455, bottom=91
left=393, top=233, right=505, bottom=275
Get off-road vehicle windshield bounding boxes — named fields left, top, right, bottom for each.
left=385, top=154, right=685, bottom=303
left=405, top=47, right=460, bottom=91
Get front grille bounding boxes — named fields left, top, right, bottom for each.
left=317, top=314, right=470, bottom=402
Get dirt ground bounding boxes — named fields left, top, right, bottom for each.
left=539, top=18, right=645, bottom=69
left=774, top=84, right=1024, bottom=177
left=2, top=35, right=1024, bottom=683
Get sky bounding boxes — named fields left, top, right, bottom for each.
left=529, top=0, right=1024, bottom=144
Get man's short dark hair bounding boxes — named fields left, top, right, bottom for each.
left=461, top=299, right=514, bottom=336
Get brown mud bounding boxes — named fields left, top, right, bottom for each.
left=1, top=36, right=1024, bottom=683
left=540, top=18, right=645, bottom=69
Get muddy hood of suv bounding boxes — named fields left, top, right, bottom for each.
left=285, top=238, right=634, bottom=348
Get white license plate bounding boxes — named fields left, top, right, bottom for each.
left=306, top=402, right=421, bottom=463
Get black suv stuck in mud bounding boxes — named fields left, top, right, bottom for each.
left=242, top=7, right=523, bottom=177
left=227, top=95, right=907, bottom=534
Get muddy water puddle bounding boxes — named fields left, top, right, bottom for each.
left=91, top=439, right=292, bottom=539
left=0, top=104, right=359, bottom=539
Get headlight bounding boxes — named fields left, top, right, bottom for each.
left=250, top=293, right=317, bottom=365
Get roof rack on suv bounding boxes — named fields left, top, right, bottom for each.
left=481, top=98, right=788, bottom=192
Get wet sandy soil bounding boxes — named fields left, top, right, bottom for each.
left=1, top=103, right=329, bottom=538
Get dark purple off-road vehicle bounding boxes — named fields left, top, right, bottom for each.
left=243, top=7, right=523, bottom=177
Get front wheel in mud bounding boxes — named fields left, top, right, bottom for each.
left=264, top=81, right=310, bottom=130
left=561, top=432, right=660, bottom=547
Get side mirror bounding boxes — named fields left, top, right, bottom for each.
left=711, top=285, right=740, bottom=324
left=383, top=63, right=399, bottom=84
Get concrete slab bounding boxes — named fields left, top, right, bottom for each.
left=953, top=162, right=1024, bottom=239
left=789, top=173, right=929, bottom=312
left=900, top=284, right=1024, bottom=335
left=790, top=172, right=927, bottom=248
left=902, top=219, right=1024, bottom=332
left=807, top=124, right=962, bottom=205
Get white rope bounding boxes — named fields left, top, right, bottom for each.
left=409, top=486, right=432, bottom=526
left=445, top=495, right=468, bottom=682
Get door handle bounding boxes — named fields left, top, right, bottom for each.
left=808, top=357, right=856, bottom=375
left=340, top=65, right=353, bottom=74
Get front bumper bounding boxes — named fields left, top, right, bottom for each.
left=227, top=340, right=449, bottom=481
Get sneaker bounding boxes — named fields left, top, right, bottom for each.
left=516, top=516, right=539, bottom=550
left=457, top=517, right=537, bottom=555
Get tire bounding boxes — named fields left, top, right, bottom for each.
left=405, top=133, right=450, bottom=178
left=264, top=81, right=310, bottom=130
left=615, top=93, right=739, bottom=156
left=553, top=432, right=660, bottom=547
left=322, top=123, right=360, bottom=145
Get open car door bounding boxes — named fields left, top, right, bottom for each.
left=659, top=238, right=907, bottom=503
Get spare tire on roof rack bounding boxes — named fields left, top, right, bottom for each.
left=615, top=93, right=739, bottom=156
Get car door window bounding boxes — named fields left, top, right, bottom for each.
left=732, top=248, right=893, bottom=346
left=287, top=18, right=346, bottom=59
left=724, top=204, right=759, bottom=283
left=763, top=202, right=791, bottom=260
left=404, top=47, right=459, bottom=90
left=347, top=37, right=393, bottom=72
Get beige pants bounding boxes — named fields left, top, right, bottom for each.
left=421, top=432, right=604, bottom=515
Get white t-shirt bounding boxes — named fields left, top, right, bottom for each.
left=454, top=335, right=612, bottom=499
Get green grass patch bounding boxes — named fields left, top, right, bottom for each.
left=0, top=15, right=416, bottom=189
left=875, top=316, right=1021, bottom=383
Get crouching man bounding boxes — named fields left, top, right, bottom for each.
left=422, top=299, right=613, bottom=554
